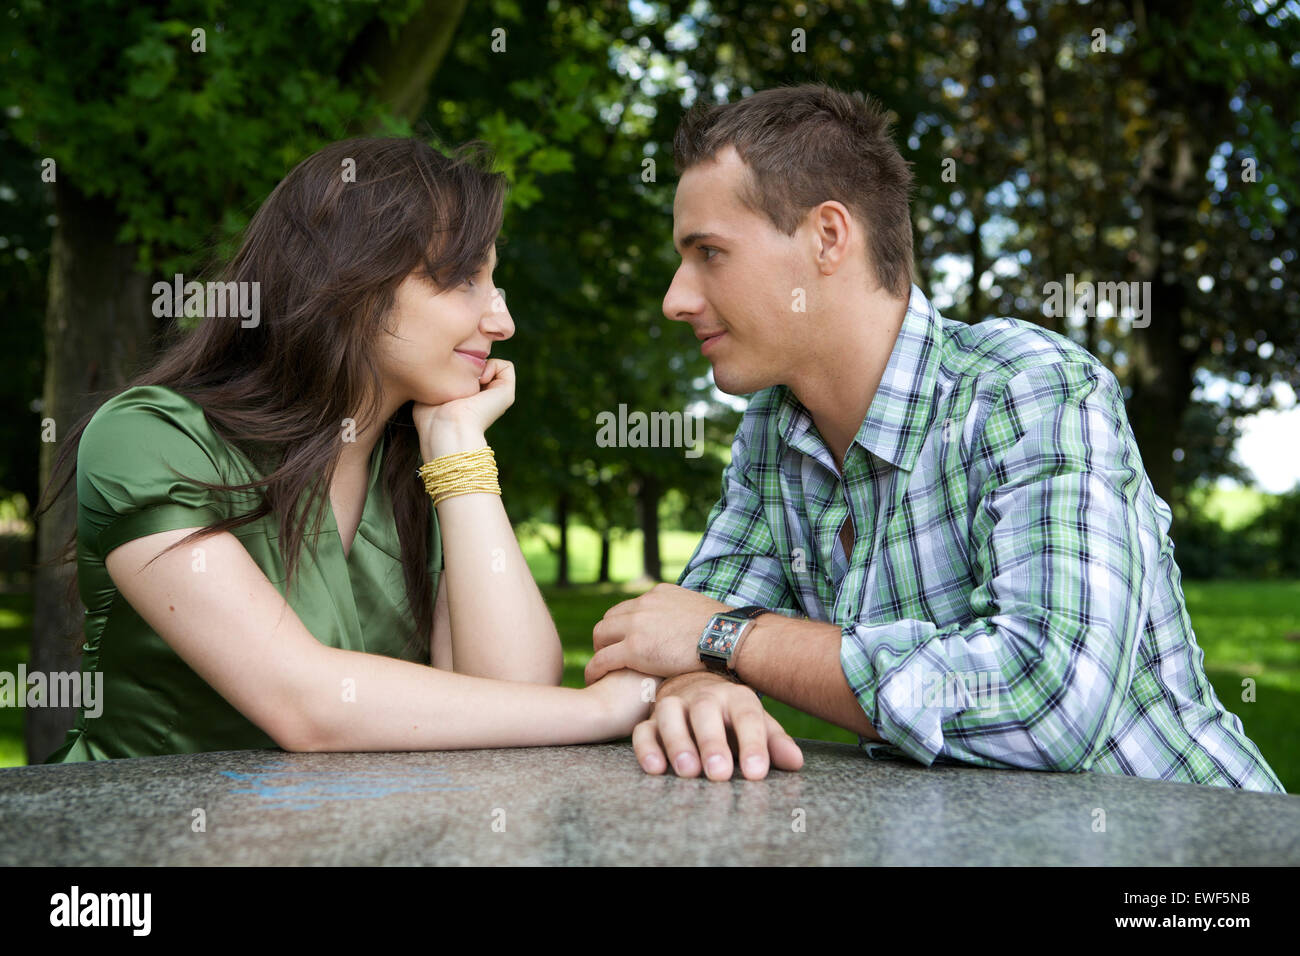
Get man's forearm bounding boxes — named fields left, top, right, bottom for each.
left=731, top=614, right=883, bottom=741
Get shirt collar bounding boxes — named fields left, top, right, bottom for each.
left=775, top=283, right=943, bottom=472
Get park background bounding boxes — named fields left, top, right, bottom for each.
left=0, top=0, right=1296, bottom=789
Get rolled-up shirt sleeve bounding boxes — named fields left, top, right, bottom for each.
left=840, top=361, right=1157, bottom=772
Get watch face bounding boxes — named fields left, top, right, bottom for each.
left=700, top=617, right=744, bottom=655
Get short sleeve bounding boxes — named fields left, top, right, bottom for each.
left=77, top=386, right=235, bottom=559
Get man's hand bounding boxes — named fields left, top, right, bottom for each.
left=632, top=671, right=804, bottom=781
left=585, top=583, right=730, bottom=684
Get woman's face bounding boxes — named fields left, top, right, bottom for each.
left=377, top=247, right=513, bottom=408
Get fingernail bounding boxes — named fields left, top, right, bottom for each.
left=674, top=752, right=692, bottom=773
left=643, top=753, right=664, bottom=772
left=744, top=756, right=764, bottom=776
left=706, top=754, right=726, bottom=775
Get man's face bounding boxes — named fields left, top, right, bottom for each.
left=663, top=146, right=812, bottom=396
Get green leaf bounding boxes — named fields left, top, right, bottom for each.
left=527, top=146, right=574, bottom=175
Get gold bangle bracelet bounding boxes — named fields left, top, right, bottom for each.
left=417, top=446, right=501, bottom=505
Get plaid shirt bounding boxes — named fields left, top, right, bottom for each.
left=678, top=284, right=1284, bottom=793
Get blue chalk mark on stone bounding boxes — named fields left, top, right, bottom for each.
left=220, top=761, right=474, bottom=811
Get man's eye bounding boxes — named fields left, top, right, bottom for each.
left=700, top=246, right=719, bottom=261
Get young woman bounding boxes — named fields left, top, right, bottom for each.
left=36, top=137, right=656, bottom=761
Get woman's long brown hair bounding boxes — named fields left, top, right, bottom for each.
left=35, top=136, right=508, bottom=663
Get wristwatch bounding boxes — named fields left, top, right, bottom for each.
left=698, top=605, right=769, bottom=682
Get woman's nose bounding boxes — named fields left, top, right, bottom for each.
left=484, top=288, right=514, bottom=338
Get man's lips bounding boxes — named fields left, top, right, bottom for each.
left=696, top=330, right=726, bottom=354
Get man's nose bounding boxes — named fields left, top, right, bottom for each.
left=662, top=264, right=700, bottom=323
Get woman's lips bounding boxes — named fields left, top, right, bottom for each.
left=455, top=350, right=487, bottom=370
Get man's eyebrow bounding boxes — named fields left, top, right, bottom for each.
left=674, top=231, right=721, bottom=255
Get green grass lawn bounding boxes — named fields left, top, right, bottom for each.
left=1179, top=579, right=1300, bottom=791
left=1182, top=482, right=1275, bottom=529
left=515, top=523, right=705, bottom=585
left=1, top=522, right=1294, bottom=792
left=0, top=591, right=31, bottom=768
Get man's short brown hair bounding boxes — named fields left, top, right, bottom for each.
left=672, top=83, right=915, bottom=299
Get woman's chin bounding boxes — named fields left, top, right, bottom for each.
left=413, top=381, right=481, bottom=408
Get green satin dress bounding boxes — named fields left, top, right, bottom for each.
left=45, top=385, right=443, bottom=762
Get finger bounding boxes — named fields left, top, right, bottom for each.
left=591, top=616, right=625, bottom=651
left=599, top=596, right=639, bottom=620
left=653, top=696, right=701, bottom=778
left=686, top=694, right=733, bottom=781
left=483, top=358, right=514, bottom=383
left=766, top=715, right=804, bottom=771
left=583, top=643, right=627, bottom=685
left=727, top=692, right=773, bottom=780
left=631, top=718, right=667, bottom=774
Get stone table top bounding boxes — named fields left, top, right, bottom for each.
left=2, top=740, right=1296, bottom=865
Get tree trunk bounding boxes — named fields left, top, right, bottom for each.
left=638, top=473, right=662, bottom=583
left=28, top=183, right=155, bottom=764
left=342, top=0, right=469, bottom=122
left=1127, top=77, right=1207, bottom=512
left=598, top=529, right=611, bottom=584
left=967, top=186, right=984, bottom=324
left=1126, top=278, right=1194, bottom=509
left=1028, top=16, right=1063, bottom=337
left=554, top=492, right=570, bottom=589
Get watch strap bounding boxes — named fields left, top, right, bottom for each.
left=702, top=656, right=745, bottom=683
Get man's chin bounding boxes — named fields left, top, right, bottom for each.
left=711, top=377, right=742, bottom=397
left=710, top=364, right=766, bottom=397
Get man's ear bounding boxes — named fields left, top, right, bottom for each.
left=811, top=201, right=853, bottom=276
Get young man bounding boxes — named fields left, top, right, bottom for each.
left=585, top=84, right=1284, bottom=793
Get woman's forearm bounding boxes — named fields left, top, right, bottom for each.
left=293, top=643, right=611, bottom=751
left=428, top=425, right=562, bottom=684
left=437, top=490, right=560, bottom=682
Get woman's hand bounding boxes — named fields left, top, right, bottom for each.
left=587, top=668, right=661, bottom=739
left=413, top=358, right=516, bottom=460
